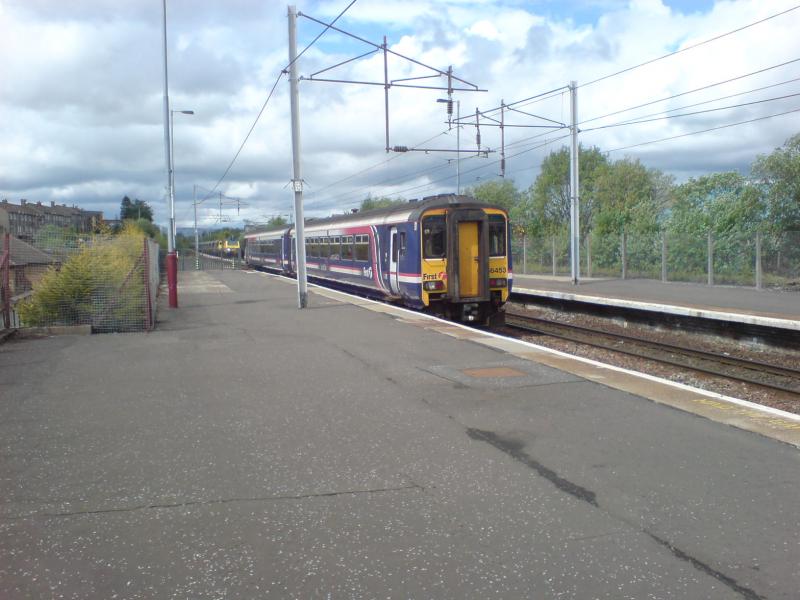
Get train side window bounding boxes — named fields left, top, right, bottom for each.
left=342, top=235, right=354, bottom=260
left=355, top=235, right=369, bottom=261
left=422, top=215, right=446, bottom=259
left=489, top=215, right=507, bottom=257
left=320, top=237, right=330, bottom=258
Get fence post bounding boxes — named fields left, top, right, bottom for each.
left=2, top=233, right=10, bottom=330
left=661, top=232, right=667, bottom=283
left=551, top=236, right=557, bottom=276
left=522, top=233, right=527, bottom=275
left=755, top=231, right=763, bottom=290
left=586, top=233, right=592, bottom=278
left=621, top=230, right=627, bottom=280
left=707, top=231, right=714, bottom=286
left=143, top=238, right=153, bottom=330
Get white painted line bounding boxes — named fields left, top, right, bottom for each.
left=307, top=281, right=800, bottom=424
left=514, top=287, right=800, bottom=332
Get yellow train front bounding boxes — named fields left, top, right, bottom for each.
left=413, top=196, right=512, bottom=324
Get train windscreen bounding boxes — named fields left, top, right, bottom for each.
left=423, top=215, right=446, bottom=258
left=489, top=215, right=506, bottom=257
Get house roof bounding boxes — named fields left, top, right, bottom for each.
left=6, top=235, right=55, bottom=266
left=0, top=201, right=44, bottom=217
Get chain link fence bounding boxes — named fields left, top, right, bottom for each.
left=513, top=230, right=800, bottom=290
left=177, top=250, right=242, bottom=271
left=1, top=231, right=160, bottom=333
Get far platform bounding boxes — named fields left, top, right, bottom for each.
left=513, top=274, right=800, bottom=331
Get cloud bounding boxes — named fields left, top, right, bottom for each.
left=1, top=0, right=799, bottom=229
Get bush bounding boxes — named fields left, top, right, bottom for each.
left=17, top=228, right=148, bottom=330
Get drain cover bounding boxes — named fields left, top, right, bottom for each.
left=461, top=367, right=527, bottom=378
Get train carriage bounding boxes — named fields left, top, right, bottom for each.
left=244, top=194, right=512, bottom=323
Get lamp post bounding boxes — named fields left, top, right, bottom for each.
left=169, top=109, right=194, bottom=243
left=161, top=0, right=178, bottom=308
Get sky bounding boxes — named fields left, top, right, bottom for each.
left=1, top=0, right=798, bottom=230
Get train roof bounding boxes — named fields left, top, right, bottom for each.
left=302, top=194, right=506, bottom=231
left=244, top=194, right=507, bottom=239
left=243, top=225, right=292, bottom=239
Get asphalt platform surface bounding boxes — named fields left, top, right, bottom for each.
left=513, top=274, right=799, bottom=322
left=1, top=270, right=798, bottom=599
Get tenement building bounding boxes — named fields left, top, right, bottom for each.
left=0, top=199, right=104, bottom=241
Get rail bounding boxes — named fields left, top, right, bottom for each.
left=503, top=309, right=800, bottom=397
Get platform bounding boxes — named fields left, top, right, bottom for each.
left=1, top=269, right=798, bottom=599
left=513, top=274, right=800, bottom=331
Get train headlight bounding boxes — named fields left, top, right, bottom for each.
left=489, top=278, right=507, bottom=288
left=423, top=280, right=445, bottom=291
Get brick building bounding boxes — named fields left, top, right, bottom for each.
left=0, top=200, right=104, bottom=241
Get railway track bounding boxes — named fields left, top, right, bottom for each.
left=503, top=309, right=800, bottom=397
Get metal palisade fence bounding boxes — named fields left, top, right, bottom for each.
left=512, top=229, right=800, bottom=290
left=1, top=230, right=160, bottom=333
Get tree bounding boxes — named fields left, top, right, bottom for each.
left=120, top=197, right=153, bottom=222
left=465, top=180, right=520, bottom=213
left=593, top=159, right=663, bottom=235
left=129, top=218, right=167, bottom=248
left=202, top=227, right=243, bottom=242
left=517, top=145, right=609, bottom=237
left=267, top=215, right=288, bottom=227
left=360, top=195, right=405, bottom=212
left=752, top=133, right=800, bottom=232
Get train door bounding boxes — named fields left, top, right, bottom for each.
left=447, top=209, right=489, bottom=301
left=458, top=222, right=480, bottom=297
left=389, top=227, right=400, bottom=294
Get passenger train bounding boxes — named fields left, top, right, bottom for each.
left=199, top=239, right=241, bottom=258
left=243, top=194, right=512, bottom=324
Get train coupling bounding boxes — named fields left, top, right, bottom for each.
left=461, top=303, right=480, bottom=322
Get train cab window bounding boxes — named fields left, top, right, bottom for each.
left=489, top=215, right=507, bottom=257
left=342, top=236, right=354, bottom=260
left=398, top=232, right=407, bottom=256
left=355, top=235, right=369, bottom=261
left=422, top=215, right=446, bottom=259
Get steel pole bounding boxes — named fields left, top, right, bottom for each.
left=170, top=110, right=175, bottom=240
left=194, top=185, right=200, bottom=270
left=288, top=5, right=308, bottom=308
left=161, top=0, right=178, bottom=307
left=456, top=100, right=460, bottom=194
left=569, top=81, right=580, bottom=285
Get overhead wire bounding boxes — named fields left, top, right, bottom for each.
left=199, top=0, right=359, bottom=203
left=586, top=75, right=800, bottom=126
left=385, top=134, right=571, bottom=199
left=580, top=57, right=800, bottom=125
left=604, top=107, right=800, bottom=154
left=580, top=4, right=800, bottom=88
left=582, top=91, right=800, bottom=132
left=306, top=129, right=450, bottom=200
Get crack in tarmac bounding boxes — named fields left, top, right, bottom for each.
left=0, top=483, right=422, bottom=521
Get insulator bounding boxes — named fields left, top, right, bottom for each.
left=476, top=132, right=481, bottom=147
left=447, top=100, right=453, bottom=116
left=392, top=145, right=409, bottom=153
left=501, top=158, right=506, bottom=173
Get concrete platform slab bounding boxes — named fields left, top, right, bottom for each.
left=1, top=269, right=797, bottom=599
left=513, top=274, right=800, bottom=331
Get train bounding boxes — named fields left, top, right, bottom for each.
left=243, top=194, right=512, bottom=324
left=198, top=239, right=241, bottom=258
